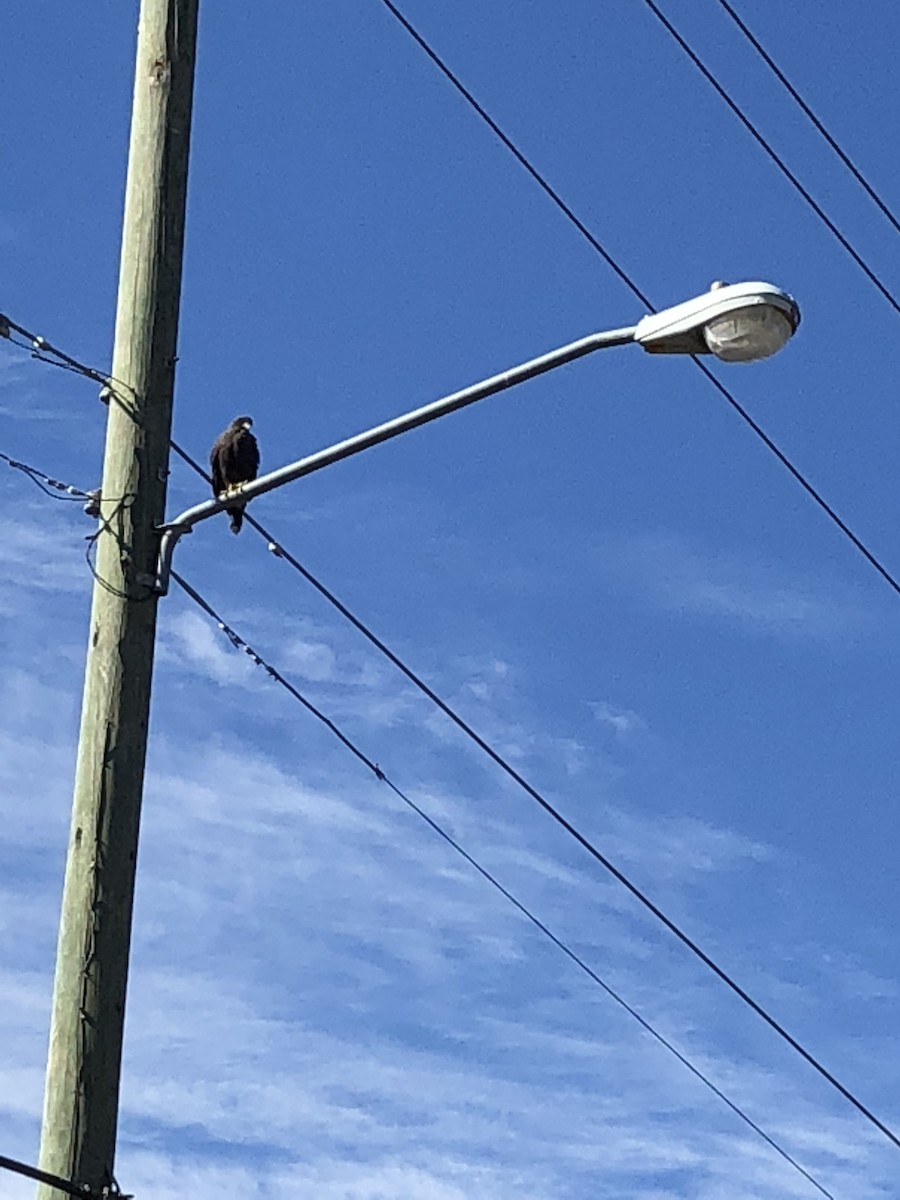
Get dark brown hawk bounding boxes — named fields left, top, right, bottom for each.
left=210, top=416, right=260, bottom=533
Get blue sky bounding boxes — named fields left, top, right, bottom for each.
left=2, top=2, right=900, bottom=1196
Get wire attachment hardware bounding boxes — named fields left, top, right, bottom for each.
left=83, top=489, right=102, bottom=519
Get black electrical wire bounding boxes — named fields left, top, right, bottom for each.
left=0, top=449, right=92, bottom=501
left=374, top=0, right=654, bottom=311
left=6, top=117, right=900, bottom=1146
left=0, top=1150, right=116, bottom=1199
left=640, top=0, right=900, bottom=318
left=164, top=433, right=900, bottom=1155
left=372, top=2, right=900, bottom=606
left=0, top=457, right=845, bottom=1197
left=9, top=299, right=900, bottom=606
left=712, top=0, right=900, bottom=241
left=0, top=314, right=110, bottom=385
left=691, top=357, right=900, bottom=599
left=5, top=362, right=896, bottom=1177
left=170, top=569, right=837, bottom=1200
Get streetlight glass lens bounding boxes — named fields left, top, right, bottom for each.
left=703, top=305, right=794, bottom=363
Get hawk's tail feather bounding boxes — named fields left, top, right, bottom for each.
left=228, top=507, right=243, bottom=534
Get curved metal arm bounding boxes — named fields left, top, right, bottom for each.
left=155, top=324, right=638, bottom=593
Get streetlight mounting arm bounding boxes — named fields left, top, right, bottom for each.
left=154, top=278, right=800, bottom=593
left=155, top=323, right=638, bottom=592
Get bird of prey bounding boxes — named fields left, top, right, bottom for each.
left=209, top=415, right=260, bottom=533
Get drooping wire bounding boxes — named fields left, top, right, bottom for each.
left=0, top=314, right=112, bottom=387
left=712, top=0, right=900, bottom=241
left=8, top=313, right=897, bottom=1151
left=374, top=0, right=654, bottom=312
left=0, top=1149, right=120, bottom=1200
left=170, top=569, right=837, bottom=1200
left=0, top=454, right=851, bottom=1196
left=0, top=445, right=152, bottom=601
left=640, top=0, right=900, bottom=318
left=691, top=358, right=900, bottom=598
left=164, top=441, right=900, bottom=1156
left=372, top=1, right=900, bottom=606
left=0, top=449, right=92, bottom=502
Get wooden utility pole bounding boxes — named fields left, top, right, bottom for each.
left=37, top=3, right=199, bottom=1196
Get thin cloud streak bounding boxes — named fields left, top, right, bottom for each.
left=600, top=531, right=875, bottom=642
left=1, top=493, right=898, bottom=1200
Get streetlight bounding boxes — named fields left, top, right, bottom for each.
left=156, top=279, right=799, bottom=592
left=634, top=280, right=798, bottom=360
left=37, top=267, right=797, bottom=1200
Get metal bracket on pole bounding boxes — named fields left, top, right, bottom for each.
left=0, top=1151, right=130, bottom=1200
left=154, top=324, right=638, bottom=594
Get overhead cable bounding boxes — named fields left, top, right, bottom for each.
left=374, top=0, right=655, bottom=309
left=713, top=0, right=900, bottom=241
left=0, top=1149, right=123, bottom=1200
left=0, top=314, right=110, bottom=385
left=10, top=438, right=891, bottom=1170
left=371, top=3, right=900, bottom=605
left=366, top=1, right=900, bottom=1149
left=170, top=569, right=837, bottom=1200
left=6, top=312, right=900, bottom=1150
left=0, top=449, right=92, bottom=502
left=641, top=0, right=900, bottom=317
left=170, top=441, right=900, bottom=1155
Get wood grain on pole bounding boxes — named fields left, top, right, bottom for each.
left=37, top=3, right=199, bottom=1195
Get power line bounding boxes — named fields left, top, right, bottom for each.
left=170, top=568, right=837, bottom=1200
left=7, top=318, right=900, bottom=1150
left=0, top=456, right=848, bottom=1194
left=0, top=1149, right=124, bottom=1199
left=372, top=2, right=900, bottom=606
left=712, top=0, right=900, bottom=241
left=0, top=448, right=151, bottom=602
left=374, top=0, right=654, bottom=312
left=0, top=449, right=92, bottom=502
left=8, top=292, right=900, bottom=606
left=170, top=451, right=900, bottom=1158
left=690, top=357, right=900, bottom=599
left=640, top=0, right=900, bottom=318
left=0, top=315, right=110, bottom=386
left=11, top=441, right=897, bottom=1166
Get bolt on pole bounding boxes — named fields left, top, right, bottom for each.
left=36, top=3, right=199, bottom=1197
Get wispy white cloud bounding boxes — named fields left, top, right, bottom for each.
left=160, top=609, right=261, bottom=688
left=283, top=635, right=338, bottom=682
left=603, top=806, right=774, bottom=878
left=2, top=491, right=898, bottom=1200
left=5, top=705, right=898, bottom=1200
left=605, top=531, right=873, bottom=641
left=591, top=700, right=647, bottom=738
left=0, top=511, right=88, bottom=613
left=417, top=655, right=589, bottom=779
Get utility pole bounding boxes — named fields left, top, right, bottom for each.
left=37, top=3, right=199, bottom=1197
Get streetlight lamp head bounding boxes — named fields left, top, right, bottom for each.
left=633, top=281, right=800, bottom=362
left=702, top=303, right=795, bottom=363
